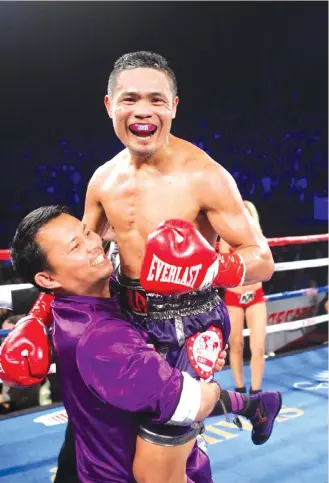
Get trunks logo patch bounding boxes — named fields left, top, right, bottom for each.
left=187, top=325, right=223, bottom=379
left=121, top=287, right=148, bottom=314
left=240, top=291, right=255, bottom=305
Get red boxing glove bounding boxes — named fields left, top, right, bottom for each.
left=0, top=293, right=54, bottom=386
left=140, top=220, right=246, bottom=295
left=0, top=316, right=51, bottom=386
left=213, top=252, right=246, bottom=289
left=29, top=292, right=54, bottom=328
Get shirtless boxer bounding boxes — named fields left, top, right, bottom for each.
left=83, top=50, right=278, bottom=471
left=1, top=52, right=280, bottom=482
left=220, top=201, right=267, bottom=394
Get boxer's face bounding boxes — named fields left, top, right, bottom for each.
left=34, top=214, right=112, bottom=296
left=105, top=68, right=179, bottom=157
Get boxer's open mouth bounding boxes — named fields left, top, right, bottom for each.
left=129, top=124, right=157, bottom=138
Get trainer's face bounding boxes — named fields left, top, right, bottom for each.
left=105, top=68, right=179, bottom=157
left=34, top=214, right=112, bottom=296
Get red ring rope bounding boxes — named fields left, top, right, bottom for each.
left=0, top=249, right=10, bottom=261
left=215, top=233, right=328, bottom=251
left=266, top=233, right=329, bottom=247
left=0, top=234, right=328, bottom=260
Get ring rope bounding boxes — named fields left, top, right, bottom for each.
left=0, top=285, right=327, bottom=337
left=0, top=283, right=34, bottom=292
left=0, top=258, right=327, bottom=298
left=1, top=234, right=328, bottom=261
left=243, top=314, right=328, bottom=336
left=0, top=258, right=322, bottom=296
left=1, top=312, right=327, bottom=382
left=267, top=233, right=329, bottom=247
left=265, top=285, right=328, bottom=302
left=0, top=250, right=10, bottom=261
left=215, top=233, right=328, bottom=251
left=274, top=257, right=328, bottom=272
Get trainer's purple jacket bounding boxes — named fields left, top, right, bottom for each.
left=51, top=295, right=212, bottom=483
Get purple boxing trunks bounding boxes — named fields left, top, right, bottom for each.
left=110, top=271, right=231, bottom=447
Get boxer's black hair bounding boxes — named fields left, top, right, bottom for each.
left=108, top=51, right=178, bottom=98
left=11, top=205, right=69, bottom=290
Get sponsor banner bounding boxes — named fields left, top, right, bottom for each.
left=265, top=292, right=326, bottom=352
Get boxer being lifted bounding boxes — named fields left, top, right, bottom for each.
left=1, top=51, right=279, bottom=483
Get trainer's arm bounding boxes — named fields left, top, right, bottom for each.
left=77, top=320, right=220, bottom=425
left=199, top=161, right=274, bottom=284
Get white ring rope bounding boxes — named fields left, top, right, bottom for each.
left=274, top=258, right=328, bottom=272
left=243, top=314, right=328, bottom=336
left=0, top=257, right=327, bottom=296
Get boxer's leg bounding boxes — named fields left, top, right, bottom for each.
left=245, top=298, right=267, bottom=392
left=132, top=335, right=210, bottom=483
left=133, top=435, right=195, bottom=483
left=132, top=292, right=225, bottom=483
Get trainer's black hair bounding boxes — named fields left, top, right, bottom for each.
left=107, top=51, right=178, bottom=97
left=10, top=205, right=69, bottom=289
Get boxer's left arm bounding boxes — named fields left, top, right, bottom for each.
left=198, top=161, right=274, bottom=284
left=218, top=238, right=230, bottom=254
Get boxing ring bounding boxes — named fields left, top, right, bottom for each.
left=0, top=233, right=328, bottom=483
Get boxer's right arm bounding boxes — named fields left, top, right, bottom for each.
left=76, top=320, right=220, bottom=425
left=82, top=170, right=109, bottom=238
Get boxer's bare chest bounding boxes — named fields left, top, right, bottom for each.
left=101, top=165, right=200, bottom=235
left=98, top=162, right=214, bottom=276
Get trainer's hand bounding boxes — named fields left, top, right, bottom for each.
left=214, top=344, right=228, bottom=372
left=141, top=219, right=219, bottom=295
left=28, top=292, right=54, bottom=328
left=0, top=315, right=52, bottom=387
left=0, top=292, right=54, bottom=387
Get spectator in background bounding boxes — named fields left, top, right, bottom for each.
left=1, top=314, right=22, bottom=332
left=317, top=292, right=329, bottom=317
left=0, top=308, right=9, bottom=325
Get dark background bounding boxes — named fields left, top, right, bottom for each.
left=0, top=2, right=327, bottom=254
